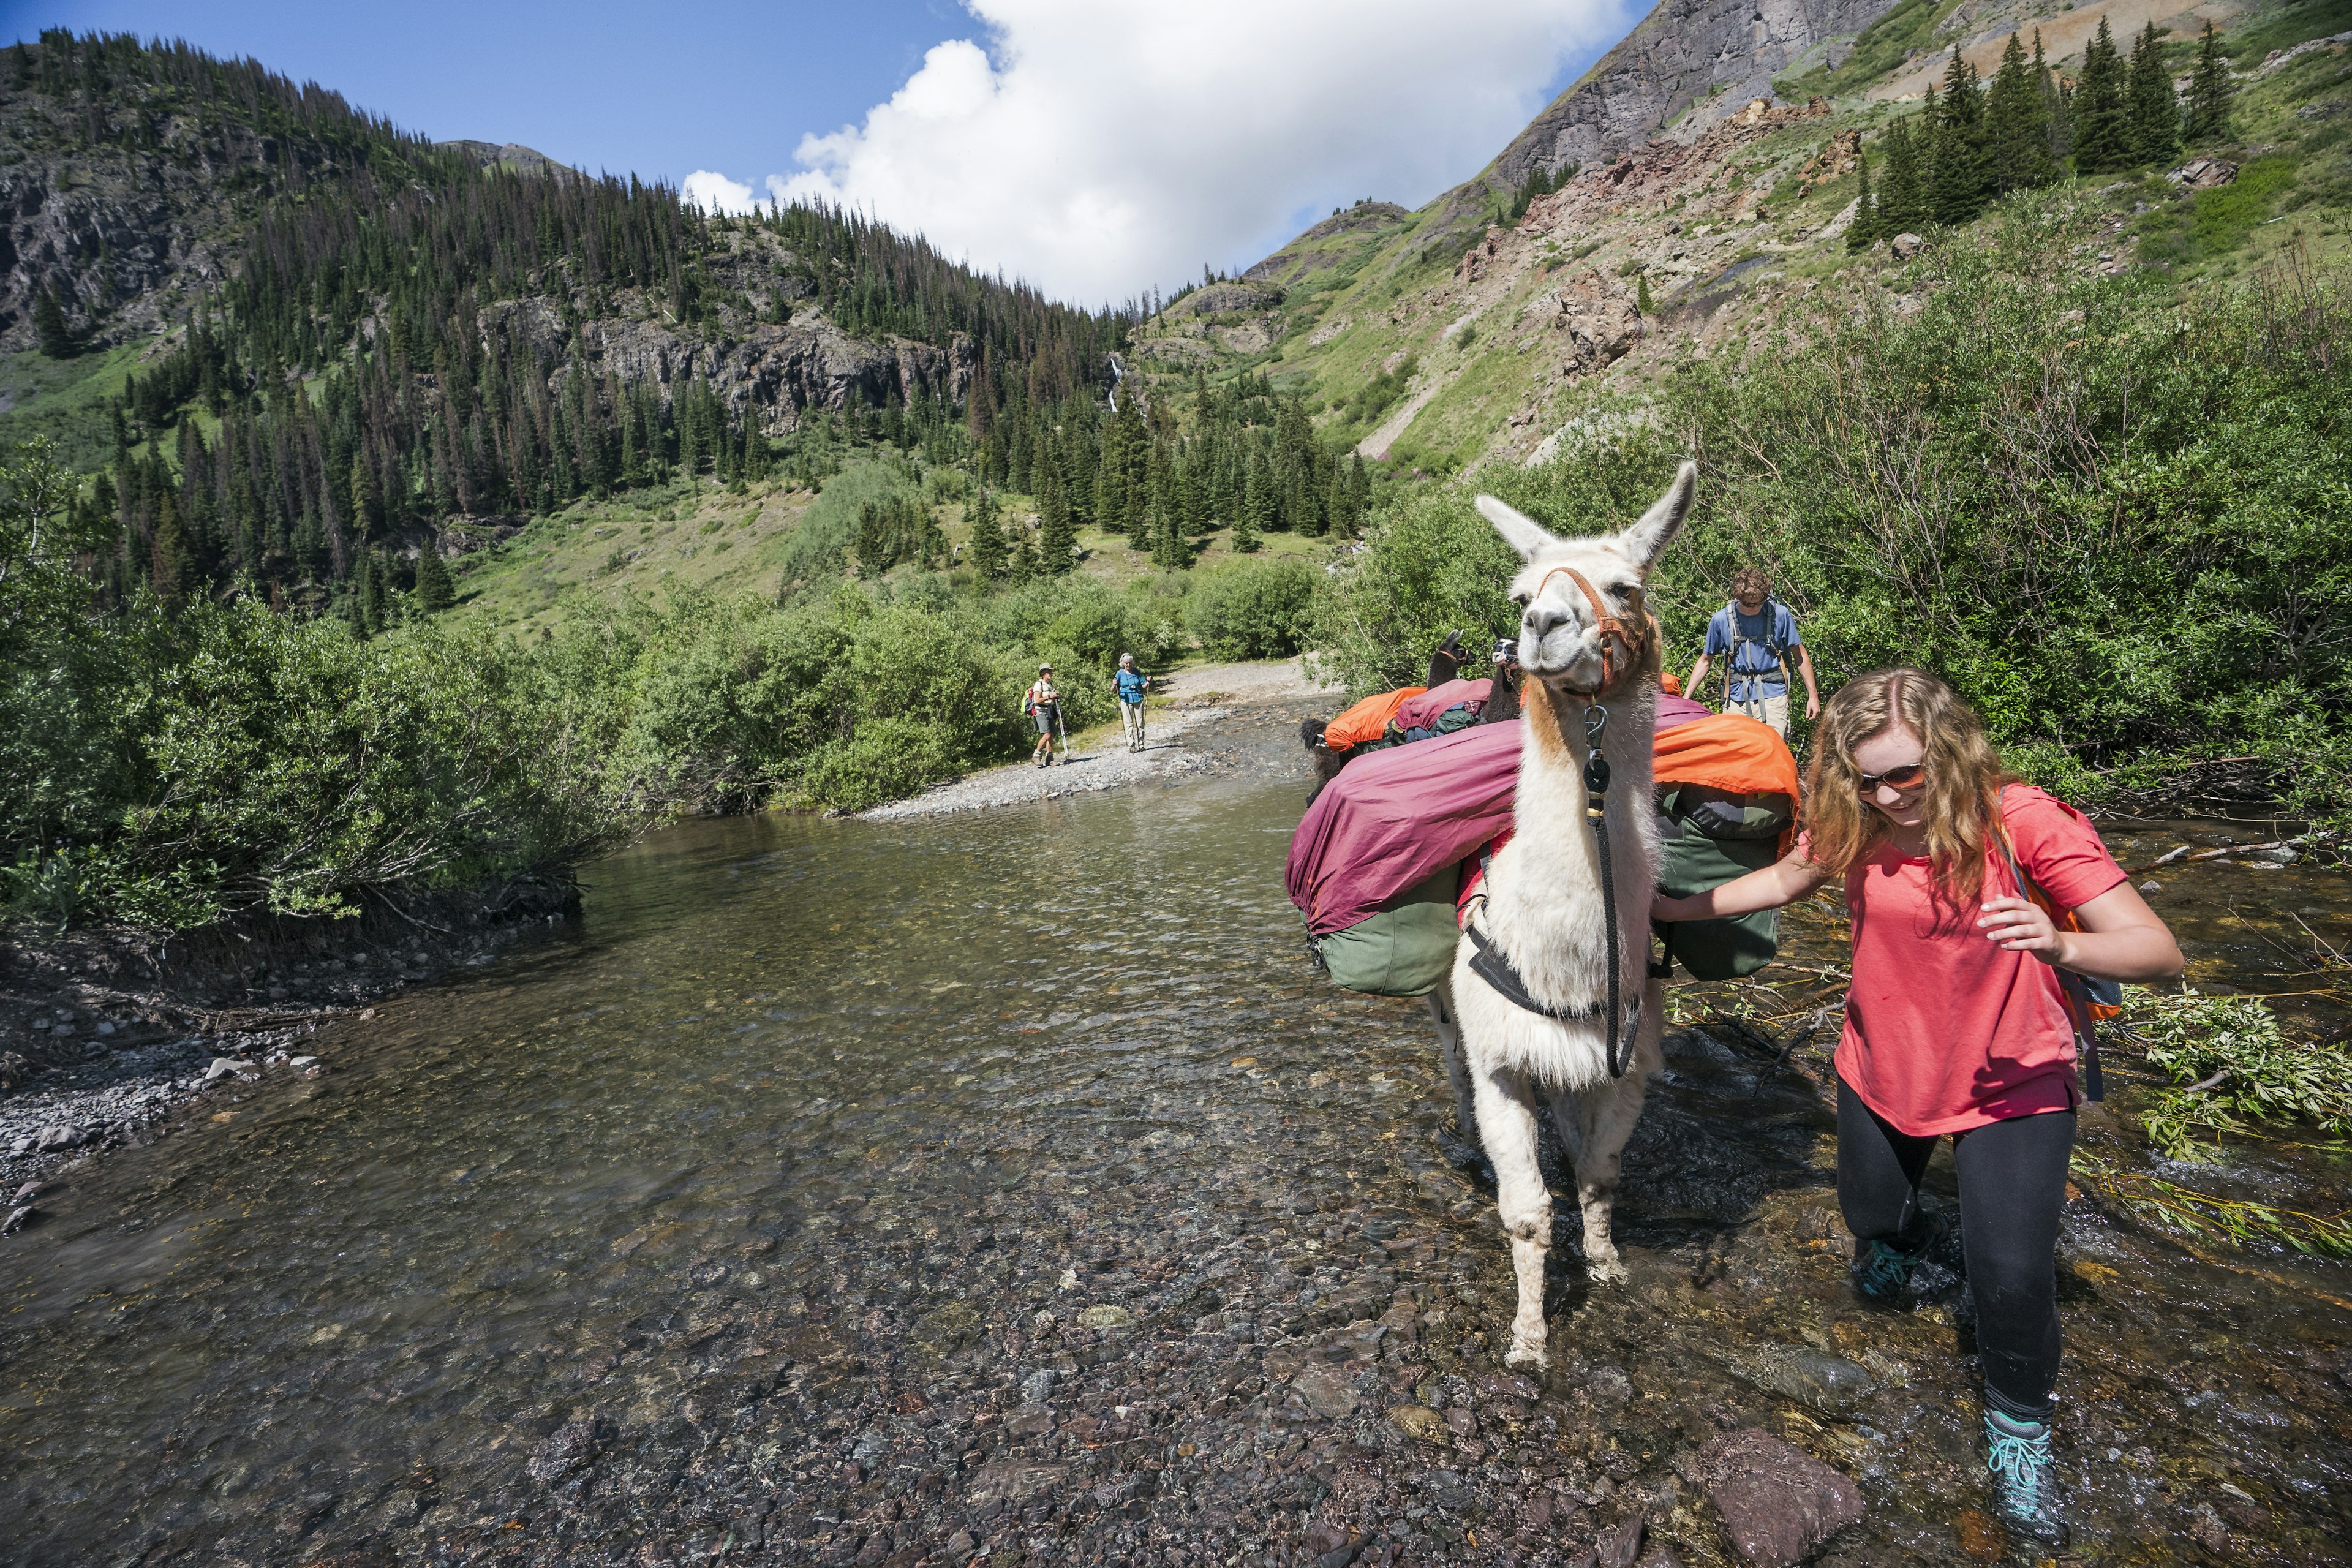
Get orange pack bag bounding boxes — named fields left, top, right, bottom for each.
left=1321, top=686, right=1425, bottom=753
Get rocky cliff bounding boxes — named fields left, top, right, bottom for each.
left=1492, top=0, right=1904, bottom=183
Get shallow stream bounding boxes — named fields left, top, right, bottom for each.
left=2, top=711, right=2346, bottom=1566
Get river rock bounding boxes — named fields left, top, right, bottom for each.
left=1387, top=1404, right=1449, bottom=1444
left=1712, top=1342, right=1875, bottom=1414
left=35, top=1124, right=85, bottom=1151
left=1597, top=1515, right=1645, bottom=1568
left=1693, top=1427, right=1864, bottom=1567
left=205, top=1057, right=255, bottom=1082
left=526, top=1416, right=613, bottom=1483
left=2, top=1204, right=35, bottom=1234
left=1077, top=1304, right=1133, bottom=1330
left=968, top=1459, right=1067, bottom=1507
left=1291, top=1363, right=1359, bottom=1419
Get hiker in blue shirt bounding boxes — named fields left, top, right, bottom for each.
left=1114, top=653, right=1149, bottom=753
left=1686, top=568, right=1819, bottom=737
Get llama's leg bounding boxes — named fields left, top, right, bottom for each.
left=1472, top=1061, right=1552, bottom=1368
left=1425, top=985, right=1480, bottom=1151
left=1551, top=1068, right=1649, bottom=1286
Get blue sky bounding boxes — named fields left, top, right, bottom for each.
left=20, top=1, right=1640, bottom=304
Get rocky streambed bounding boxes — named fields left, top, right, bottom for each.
left=0, top=706, right=2345, bottom=1567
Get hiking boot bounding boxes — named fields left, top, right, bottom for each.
left=1850, top=1211, right=1945, bottom=1303
left=1984, top=1407, right=2067, bottom=1545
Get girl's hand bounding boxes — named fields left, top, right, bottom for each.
left=1652, top=892, right=1700, bottom=923
left=1978, top=895, right=2062, bottom=962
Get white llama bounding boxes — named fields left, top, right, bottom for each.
left=1428, top=462, right=1694, bottom=1370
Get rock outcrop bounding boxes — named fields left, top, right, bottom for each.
left=1489, top=0, right=1906, bottom=184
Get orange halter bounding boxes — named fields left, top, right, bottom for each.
left=1537, top=566, right=1646, bottom=693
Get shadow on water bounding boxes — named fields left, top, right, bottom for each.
left=1, top=720, right=2346, bottom=1566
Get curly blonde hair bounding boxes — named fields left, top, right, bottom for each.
left=1802, top=669, right=2015, bottom=904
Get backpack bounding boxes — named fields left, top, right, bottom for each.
left=1721, top=600, right=1790, bottom=703
left=1286, top=707, right=1799, bottom=997
left=1991, top=787, right=2124, bottom=1102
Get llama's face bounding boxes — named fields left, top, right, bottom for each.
left=1475, top=462, right=1694, bottom=695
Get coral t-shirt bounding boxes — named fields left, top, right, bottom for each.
left=1825, top=785, right=2126, bottom=1137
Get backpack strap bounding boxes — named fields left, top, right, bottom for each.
left=1992, top=789, right=2107, bottom=1103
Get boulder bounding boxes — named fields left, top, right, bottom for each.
left=1890, top=232, right=1924, bottom=260
left=1548, top=270, right=1645, bottom=377
left=1694, top=1428, right=1864, bottom=1567
left=2167, top=159, right=2239, bottom=189
left=34, top=1124, right=85, bottom=1150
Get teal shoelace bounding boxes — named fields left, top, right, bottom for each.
left=1986, top=1425, right=2054, bottom=1510
left=1853, top=1239, right=1915, bottom=1299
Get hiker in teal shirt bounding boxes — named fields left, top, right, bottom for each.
left=1114, top=654, right=1149, bottom=753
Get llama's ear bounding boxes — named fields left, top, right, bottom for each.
left=1617, top=459, right=1696, bottom=571
left=1475, top=494, right=1558, bottom=560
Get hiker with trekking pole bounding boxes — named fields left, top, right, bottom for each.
left=1648, top=668, right=2182, bottom=1546
left=1025, top=663, right=1065, bottom=767
left=1686, top=567, right=1819, bottom=738
left=1114, top=654, right=1148, bottom=753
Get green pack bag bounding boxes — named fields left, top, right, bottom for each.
left=1653, top=784, right=1792, bottom=981
left=1313, top=864, right=1461, bottom=997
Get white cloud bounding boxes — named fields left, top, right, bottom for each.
left=682, top=168, right=760, bottom=216
left=735, top=0, right=1630, bottom=306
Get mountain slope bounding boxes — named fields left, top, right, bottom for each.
left=1124, top=0, right=2347, bottom=481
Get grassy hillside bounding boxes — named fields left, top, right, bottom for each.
left=1123, top=0, right=2352, bottom=479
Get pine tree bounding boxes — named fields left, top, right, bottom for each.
left=352, top=552, right=386, bottom=635
left=1847, top=149, right=1879, bottom=251
left=2185, top=19, right=2234, bottom=141
left=414, top=541, right=454, bottom=612
left=2127, top=21, right=2180, bottom=167
left=150, top=492, right=192, bottom=606
left=1635, top=271, right=1654, bottom=314
left=1038, top=467, right=1076, bottom=575
left=1987, top=32, right=2057, bottom=193
left=2037, top=31, right=2073, bottom=167
left=1928, top=50, right=1992, bottom=224
left=2071, top=19, right=2130, bottom=173
left=968, top=488, right=1008, bottom=581
left=1229, top=489, right=1261, bottom=553
left=1877, top=117, right=1931, bottom=234
left=34, top=287, right=74, bottom=358
left=1149, top=500, right=1188, bottom=570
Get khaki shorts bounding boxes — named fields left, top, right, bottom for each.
left=1732, top=692, right=1790, bottom=736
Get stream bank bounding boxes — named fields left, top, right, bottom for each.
left=0, top=872, right=578, bottom=1207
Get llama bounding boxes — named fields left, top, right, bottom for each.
left=1429, top=462, right=1694, bottom=1370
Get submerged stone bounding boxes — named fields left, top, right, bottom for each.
left=1693, top=1427, right=1864, bottom=1567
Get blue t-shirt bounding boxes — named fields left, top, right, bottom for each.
left=1702, top=601, right=1802, bottom=702
left=1115, top=669, right=1148, bottom=702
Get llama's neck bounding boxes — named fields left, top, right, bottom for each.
left=1491, top=676, right=1657, bottom=925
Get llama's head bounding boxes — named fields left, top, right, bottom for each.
left=1473, top=460, right=1694, bottom=697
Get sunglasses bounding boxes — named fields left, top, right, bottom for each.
left=1856, top=763, right=1926, bottom=794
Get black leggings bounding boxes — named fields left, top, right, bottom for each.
left=1836, top=1078, right=2075, bottom=1420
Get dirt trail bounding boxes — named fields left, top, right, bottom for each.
left=861, top=657, right=1343, bottom=820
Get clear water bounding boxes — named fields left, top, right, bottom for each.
left=3, top=727, right=2346, bottom=1566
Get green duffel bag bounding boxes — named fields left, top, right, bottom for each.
left=1653, top=784, right=1793, bottom=981
left=1313, top=864, right=1461, bottom=997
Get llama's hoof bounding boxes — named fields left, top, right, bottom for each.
left=1504, top=1336, right=1549, bottom=1371
left=1586, top=1257, right=1629, bottom=1286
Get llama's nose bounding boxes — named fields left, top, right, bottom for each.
left=1523, top=600, right=1567, bottom=641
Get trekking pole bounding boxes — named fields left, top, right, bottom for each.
left=1056, top=705, right=1070, bottom=761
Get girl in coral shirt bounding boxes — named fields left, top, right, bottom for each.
left=1654, top=669, right=2181, bottom=1546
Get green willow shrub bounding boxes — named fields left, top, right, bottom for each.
left=1190, top=557, right=1318, bottom=661
left=1317, top=201, right=2352, bottom=815
left=1310, top=491, right=1516, bottom=693
left=99, top=600, right=621, bottom=928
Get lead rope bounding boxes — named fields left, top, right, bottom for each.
left=1582, top=702, right=1634, bottom=1079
